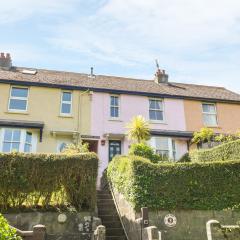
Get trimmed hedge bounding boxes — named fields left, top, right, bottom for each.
left=0, top=152, right=98, bottom=211
left=107, top=155, right=240, bottom=210
left=190, top=139, right=240, bottom=162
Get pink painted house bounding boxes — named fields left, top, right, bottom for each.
left=90, top=71, right=191, bottom=180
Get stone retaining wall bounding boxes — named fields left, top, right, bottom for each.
left=4, top=212, right=101, bottom=240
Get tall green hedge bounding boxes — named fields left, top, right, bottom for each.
left=107, top=155, right=240, bottom=210
left=190, top=139, right=240, bottom=162
left=0, top=152, right=98, bottom=211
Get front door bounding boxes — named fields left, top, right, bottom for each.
left=109, top=140, right=121, bottom=161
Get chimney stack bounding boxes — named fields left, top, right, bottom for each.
left=0, top=53, right=12, bottom=70
left=154, top=68, right=169, bottom=84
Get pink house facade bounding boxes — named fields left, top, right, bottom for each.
left=91, top=92, right=189, bottom=180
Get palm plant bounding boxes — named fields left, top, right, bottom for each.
left=126, top=115, right=150, bottom=143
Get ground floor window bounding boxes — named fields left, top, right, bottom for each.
left=0, top=128, right=36, bottom=153
left=150, top=136, right=177, bottom=161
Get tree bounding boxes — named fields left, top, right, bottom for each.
left=126, top=115, right=150, bottom=143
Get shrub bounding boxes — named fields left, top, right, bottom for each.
left=62, top=141, right=89, bottom=154
left=0, top=214, right=21, bottom=240
left=178, top=153, right=191, bottom=162
left=191, top=127, right=214, bottom=145
left=190, top=139, right=240, bottom=162
left=129, top=143, right=168, bottom=163
left=0, top=152, right=98, bottom=211
left=107, top=155, right=240, bottom=210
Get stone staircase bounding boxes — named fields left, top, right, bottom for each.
left=97, top=189, right=127, bottom=240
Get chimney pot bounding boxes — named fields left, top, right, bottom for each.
left=0, top=52, right=12, bottom=70
left=154, top=68, right=168, bottom=84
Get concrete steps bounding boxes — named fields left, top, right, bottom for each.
left=97, top=190, right=127, bottom=240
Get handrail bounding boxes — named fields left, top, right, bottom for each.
left=11, top=226, right=34, bottom=237
left=108, top=182, right=130, bottom=240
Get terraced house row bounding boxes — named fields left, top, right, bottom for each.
left=1, top=53, right=240, bottom=178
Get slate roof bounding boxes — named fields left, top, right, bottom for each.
left=0, top=66, right=240, bottom=103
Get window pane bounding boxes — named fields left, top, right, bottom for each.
left=9, top=99, right=27, bottom=110
left=114, top=108, right=119, bottom=118
left=156, top=111, right=163, bottom=120
left=12, top=143, right=20, bottom=152
left=149, top=110, right=156, bottom=120
left=155, top=101, right=162, bottom=110
left=59, top=143, right=67, bottom=152
left=149, top=100, right=155, bottom=109
left=62, top=92, right=71, bottom=102
left=3, top=142, right=11, bottom=152
left=202, top=104, right=215, bottom=113
left=203, top=114, right=217, bottom=126
left=114, top=97, right=119, bottom=106
left=13, top=130, right=21, bottom=141
left=111, top=96, right=118, bottom=106
left=11, top=88, right=28, bottom=98
left=110, top=96, right=115, bottom=106
left=25, top=132, right=32, bottom=144
left=61, top=103, right=71, bottom=114
left=4, top=129, right=12, bottom=141
left=24, top=144, right=31, bottom=153
left=156, top=137, right=169, bottom=150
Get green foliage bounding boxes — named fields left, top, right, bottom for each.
left=192, top=127, right=214, bottom=145
left=0, top=214, right=21, bottom=240
left=107, top=155, right=240, bottom=210
left=215, top=133, right=240, bottom=143
left=129, top=143, right=168, bottom=163
left=0, top=152, right=98, bottom=211
left=190, top=139, right=240, bottom=162
left=62, top=141, right=89, bottom=154
left=126, top=115, right=150, bottom=143
left=178, top=153, right=191, bottom=162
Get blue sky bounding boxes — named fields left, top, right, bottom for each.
left=1, top=0, right=240, bottom=92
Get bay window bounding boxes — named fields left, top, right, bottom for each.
left=0, top=129, right=36, bottom=153
left=150, top=136, right=177, bottom=161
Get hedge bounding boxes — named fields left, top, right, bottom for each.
left=107, top=155, right=240, bottom=210
left=0, top=152, right=98, bottom=211
left=190, top=139, right=240, bottom=162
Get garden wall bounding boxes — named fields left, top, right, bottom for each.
left=4, top=211, right=101, bottom=240
left=112, top=189, right=240, bottom=240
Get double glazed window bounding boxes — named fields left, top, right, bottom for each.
left=149, top=99, right=164, bottom=121
left=110, top=96, right=119, bottom=118
left=61, top=92, right=72, bottom=115
left=9, top=87, right=28, bottom=111
left=1, top=129, right=34, bottom=153
left=202, top=103, right=217, bottom=126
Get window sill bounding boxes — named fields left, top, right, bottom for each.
left=59, top=114, right=73, bottom=118
left=149, top=120, right=167, bottom=125
left=108, top=118, right=122, bottom=122
left=205, top=125, right=221, bottom=129
left=5, top=110, right=29, bottom=115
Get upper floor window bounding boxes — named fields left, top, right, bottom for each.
left=61, top=92, right=72, bottom=115
left=1, top=129, right=34, bottom=153
left=8, top=87, right=28, bottom=112
left=149, top=99, right=164, bottom=121
left=110, top=96, right=119, bottom=118
left=202, top=103, right=217, bottom=126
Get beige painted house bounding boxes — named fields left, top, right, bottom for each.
left=0, top=54, right=94, bottom=153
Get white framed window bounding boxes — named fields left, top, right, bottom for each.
left=202, top=103, right=218, bottom=126
left=60, top=91, right=72, bottom=115
left=8, top=87, right=29, bottom=112
left=0, top=128, right=36, bottom=153
left=149, top=99, right=164, bottom=121
left=110, top=95, right=120, bottom=118
left=150, top=137, right=177, bottom=161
